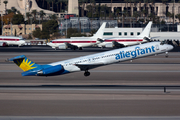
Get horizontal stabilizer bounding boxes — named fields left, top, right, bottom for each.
left=9, top=55, right=26, bottom=61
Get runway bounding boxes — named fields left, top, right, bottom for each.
left=0, top=46, right=180, bottom=118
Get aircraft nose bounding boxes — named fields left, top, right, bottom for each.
left=167, top=44, right=174, bottom=51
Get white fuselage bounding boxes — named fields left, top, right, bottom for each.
left=0, top=36, right=25, bottom=46
left=48, top=42, right=173, bottom=74
left=98, top=36, right=147, bottom=47
left=47, top=37, right=100, bottom=49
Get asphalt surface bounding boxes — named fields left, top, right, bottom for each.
left=0, top=46, right=180, bottom=119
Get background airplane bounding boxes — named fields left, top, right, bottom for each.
left=8, top=41, right=173, bottom=77
left=0, top=36, right=25, bottom=47
left=47, top=22, right=106, bottom=50
left=98, top=21, right=152, bottom=48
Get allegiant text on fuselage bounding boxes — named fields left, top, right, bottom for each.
left=115, top=46, right=156, bottom=60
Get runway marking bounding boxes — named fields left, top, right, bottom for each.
left=0, top=116, right=180, bottom=120
left=1, top=70, right=180, bottom=73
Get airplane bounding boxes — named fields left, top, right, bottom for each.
left=0, top=36, right=26, bottom=47
left=47, top=22, right=106, bottom=50
left=7, top=41, right=173, bottom=77
left=98, top=21, right=152, bottom=48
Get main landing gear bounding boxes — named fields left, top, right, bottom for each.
left=84, top=70, right=90, bottom=77
left=165, top=52, right=168, bottom=58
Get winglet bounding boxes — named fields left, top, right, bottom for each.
left=138, top=21, right=152, bottom=38
left=92, top=22, right=106, bottom=39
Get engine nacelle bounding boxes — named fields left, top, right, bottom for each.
left=59, top=43, right=67, bottom=49
left=37, top=65, right=64, bottom=76
left=0, top=42, right=8, bottom=47
left=21, top=65, right=65, bottom=76
left=105, top=43, right=113, bottom=48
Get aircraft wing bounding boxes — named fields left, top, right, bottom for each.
left=64, top=42, right=78, bottom=49
left=112, top=41, right=125, bottom=48
left=75, top=63, right=105, bottom=71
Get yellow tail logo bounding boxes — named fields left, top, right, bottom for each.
left=14, top=58, right=37, bottom=71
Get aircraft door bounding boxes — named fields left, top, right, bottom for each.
left=155, top=45, right=159, bottom=50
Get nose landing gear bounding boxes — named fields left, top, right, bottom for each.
left=84, top=70, right=90, bottom=77
left=165, top=52, right=168, bottom=58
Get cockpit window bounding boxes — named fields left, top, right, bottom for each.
left=160, top=41, right=166, bottom=45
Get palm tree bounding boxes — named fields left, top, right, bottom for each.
left=49, top=14, right=57, bottom=20
left=3, top=0, right=8, bottom=14
left=39, top=10, right=46, bottom=22
left=26, top=12, right=32, bottom=24
left=31, top=10, right=37, bottom=21
left=51, top=0, right=55, bottom=11
left=64, top=0, right=68, bottom=12
left=138, top=0, right=142, bottom=17
left=55, top=1, right=60, bottom=12
left=80, top=0, right=88, bottom=17
left=42, top=0, right=45, bottom=8
left=46, top=0, right=51, bottom=10
left=175, top=14, right=180, bottom=23
left=58, top=0, right=64, bottom=12
left=133, top=11, right=140, bottom=22
left=11, top=7, right=17, bottom=14
left=111, top=0, right=113, bottom=12
left=116, top=8, right=120, bottom=20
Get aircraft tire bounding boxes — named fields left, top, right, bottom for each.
left=84, top=71, right=90, bottom=76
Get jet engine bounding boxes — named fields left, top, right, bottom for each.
left=59, top=43, right=67, bottom=49
left=37, top=65, right=64, bottom=76
left=105, top=43, right=114, bottom=48
left=22, top=65, right=65, bottom=76
left=0, top=42, right=8, bottom=47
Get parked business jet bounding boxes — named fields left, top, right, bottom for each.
left=8, top=41, right=173, bottom=77
left=98, top=21, right=152, bottom=48
left=47, top=22, right=106, bottom=50
left=0, top=36, right=25, bottom=47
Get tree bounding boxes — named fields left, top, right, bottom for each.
left=58, top=0, right=64, bottom=12
left=31, top=10, right=37, bottom=21
left=11, top=7, right=17, bottom=14
left=26, top=12, right=32, bottom=24
left=39, top=10, right=46, bottom=22
left=42, top=0, right=45, bottom=8
left=55, top=1, right=60, bottom=12
left=6, top=9, right=12, bottom=14
left=32, top=28, right=42, bottom=38
left=67, top=28, right=87, bottom=38
left=3, top=0, right=8, bottom=14
left=79, top=0, right=87, bottom=17
left=32, top=20, right=59, bottom=39
left=14, top=29, right=17, bottom=36
left=46, top=0, right=51, bottom=10
left=42, top=20, right=59, bottom=37
left=175, top=14, right=180, bottom=23
left=12, top=14, right=24, bottom=24
left=49, top=14, right=57, bottom=20
left=133, top=11, right=141, bottom=22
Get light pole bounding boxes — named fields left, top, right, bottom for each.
left=24, top=0, right=27, bottom=35
left=173, top=0, right=175, bottom=31
left=65, top=11, right=67, bottom=38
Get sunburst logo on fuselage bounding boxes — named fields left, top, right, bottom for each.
left=18, top=58, right=37, bottom=71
